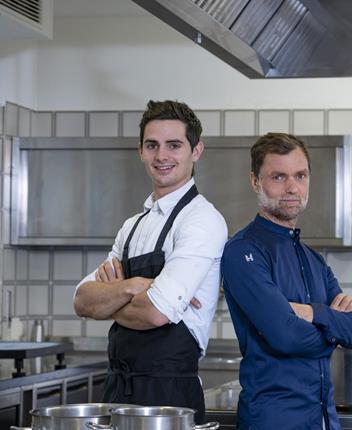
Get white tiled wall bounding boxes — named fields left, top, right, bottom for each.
left=1, top=101, right=352, bottom=342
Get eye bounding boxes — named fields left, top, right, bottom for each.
left=295, top=172, right=309, bottom=181
left=272, top=174, right=285, bottom=182
left=145, top=142, right=158, bottom=150
left=168, top=142, right=182, bottom=150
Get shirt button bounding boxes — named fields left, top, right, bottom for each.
left=289, top=230, right=294, bottom=236
left=330, top=337, right=336, bottom=343
left=307, top=294, right=310, bottom=298
left=178, top=296, right=182, bottom=300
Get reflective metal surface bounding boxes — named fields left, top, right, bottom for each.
left=131, top=0, right=352, bottom=78
left=87, top=406, right=220, bottom=430
left=9, top=136, right=349, bottom=246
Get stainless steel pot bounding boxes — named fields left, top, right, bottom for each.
left=10, top=403, right=135, bottom=430
left=332, top=346, right=352, bottom=409
left=86, top=406, right=219, bottom=430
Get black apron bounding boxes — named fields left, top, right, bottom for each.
left=102, top=185, right=205, bottom=424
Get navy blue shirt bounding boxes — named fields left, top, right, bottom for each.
left=222, top=215, right=352, bottom=430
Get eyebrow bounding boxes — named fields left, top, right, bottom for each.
left=143, top=139, right=184, bottom=144
left=270, top=169, right=310, bottom=175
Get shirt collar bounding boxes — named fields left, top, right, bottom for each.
left=143, top=178, right=195, bottom=214
left=254, top=214, right=301, bottom=239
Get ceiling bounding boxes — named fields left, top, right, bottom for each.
left=53, top=0, right=147, bottom=18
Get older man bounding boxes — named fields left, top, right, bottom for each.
left=222, top=133, right=352, bottom=430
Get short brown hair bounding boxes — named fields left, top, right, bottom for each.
left=139, top=100, right=202, bottom=150
left=251, top=132, right=311, bottom=178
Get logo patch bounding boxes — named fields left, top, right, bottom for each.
left=245, top=253, right=254, bottom=262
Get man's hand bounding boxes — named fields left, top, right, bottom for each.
left=289, top=302, right=313, bottom=323
left=190, top=297, right=202, bottom=309
left=330, top=293, right=352, bottom=312
left=95, top=257, right=124, bottom=282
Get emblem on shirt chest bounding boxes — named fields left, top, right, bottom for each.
left=245, top=253, right=254, bottom=262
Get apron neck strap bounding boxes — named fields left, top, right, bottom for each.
left=154, top=184, right=199, bottom=251
left=122, top=209, right=150, bottom=262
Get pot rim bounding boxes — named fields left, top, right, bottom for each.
left=30, top=403, right=132, bottom=418
left=110, top=406, right=196, bottom=417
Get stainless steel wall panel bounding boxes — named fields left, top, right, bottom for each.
left=10, top=136, right=347, bottom=246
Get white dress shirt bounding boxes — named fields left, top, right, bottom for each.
left=77, top=178, right=228, bottom=355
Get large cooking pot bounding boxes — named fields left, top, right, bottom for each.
left=10, top=403, right=136, bottom=430
left=86, top=406, right=219, bottom=430
left=331, top=346, right=352, bottom=409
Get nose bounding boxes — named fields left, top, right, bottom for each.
left=285, top=176, right=299, bottom=193
left=155, top=145, right=169, bottom=161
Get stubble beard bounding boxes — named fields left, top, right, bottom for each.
left=257, top=187, right=309, bottom=222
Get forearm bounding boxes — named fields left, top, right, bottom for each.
left=113, top=291, right=169, bottom=330
left=74, top=277, right=151, bottom=320
left=312, top=303, right=352, bottom=348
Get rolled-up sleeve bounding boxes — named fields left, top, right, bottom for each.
left=147, top=210, right=227, bottom=323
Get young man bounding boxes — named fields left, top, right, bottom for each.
left=74, top=100, right=228, bottom=423
left=222, top=133, right=352, bottom=430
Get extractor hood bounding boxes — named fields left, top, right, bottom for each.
left=131, top=0, right=352, bottom=78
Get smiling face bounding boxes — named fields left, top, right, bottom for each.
left=139, top=119, right=204, bottom=198
left=251, top=147, right=310, bottom=228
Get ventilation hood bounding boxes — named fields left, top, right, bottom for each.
left=131, top=0, right=352, bottom=78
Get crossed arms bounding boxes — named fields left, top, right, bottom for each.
left=222, top=240, right=352, bottom=358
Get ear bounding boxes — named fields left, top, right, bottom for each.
left=191, top=141, right=204, bottom=162
left=250, top=172, right=260, bottom=193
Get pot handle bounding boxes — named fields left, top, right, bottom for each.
left=193, top=422, right=220, bottom=430
left=85, top=423, right=112, bottom=430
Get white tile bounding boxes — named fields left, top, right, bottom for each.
left=15, top=284, right=27, bottom=316
left=3, top=247, right=15, bottom=281
left=328, top=110, right=352, bottom=135
left=18, top=107, right=31, bottom=137
left=88, top=112, right=119, bottom=137
left=86, top=320, right=112, bottom=337
left=221, top=321, right=236, bottom=339
left=52, top=320, right=82, bottom=337
left=31, top=112, right=52, bottom=137
left=122, top=112, right=142, bottom=137
left=326, top=252, right=352, bottom=283
left=56, top=112, right=86, bottom=137
left=258, top=110, right=290, bottom=134
left=224, top=110, right=256, bottom=136
left=53, top=284, right=76, bottom=315
left=293, top=110, right=325, bottom=135
left=28, top=285, right=49, bottom=315
left=195, top=111, right=221, bottom=136
left=53, top=250, right=83, bottom=281
left=16, top=249, right=28, bottom=281
left=87, top=250, right=108, bottom=274
left=29, top=250, right=50, bottom=280
left=5, top=103, right=18, bottom=136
